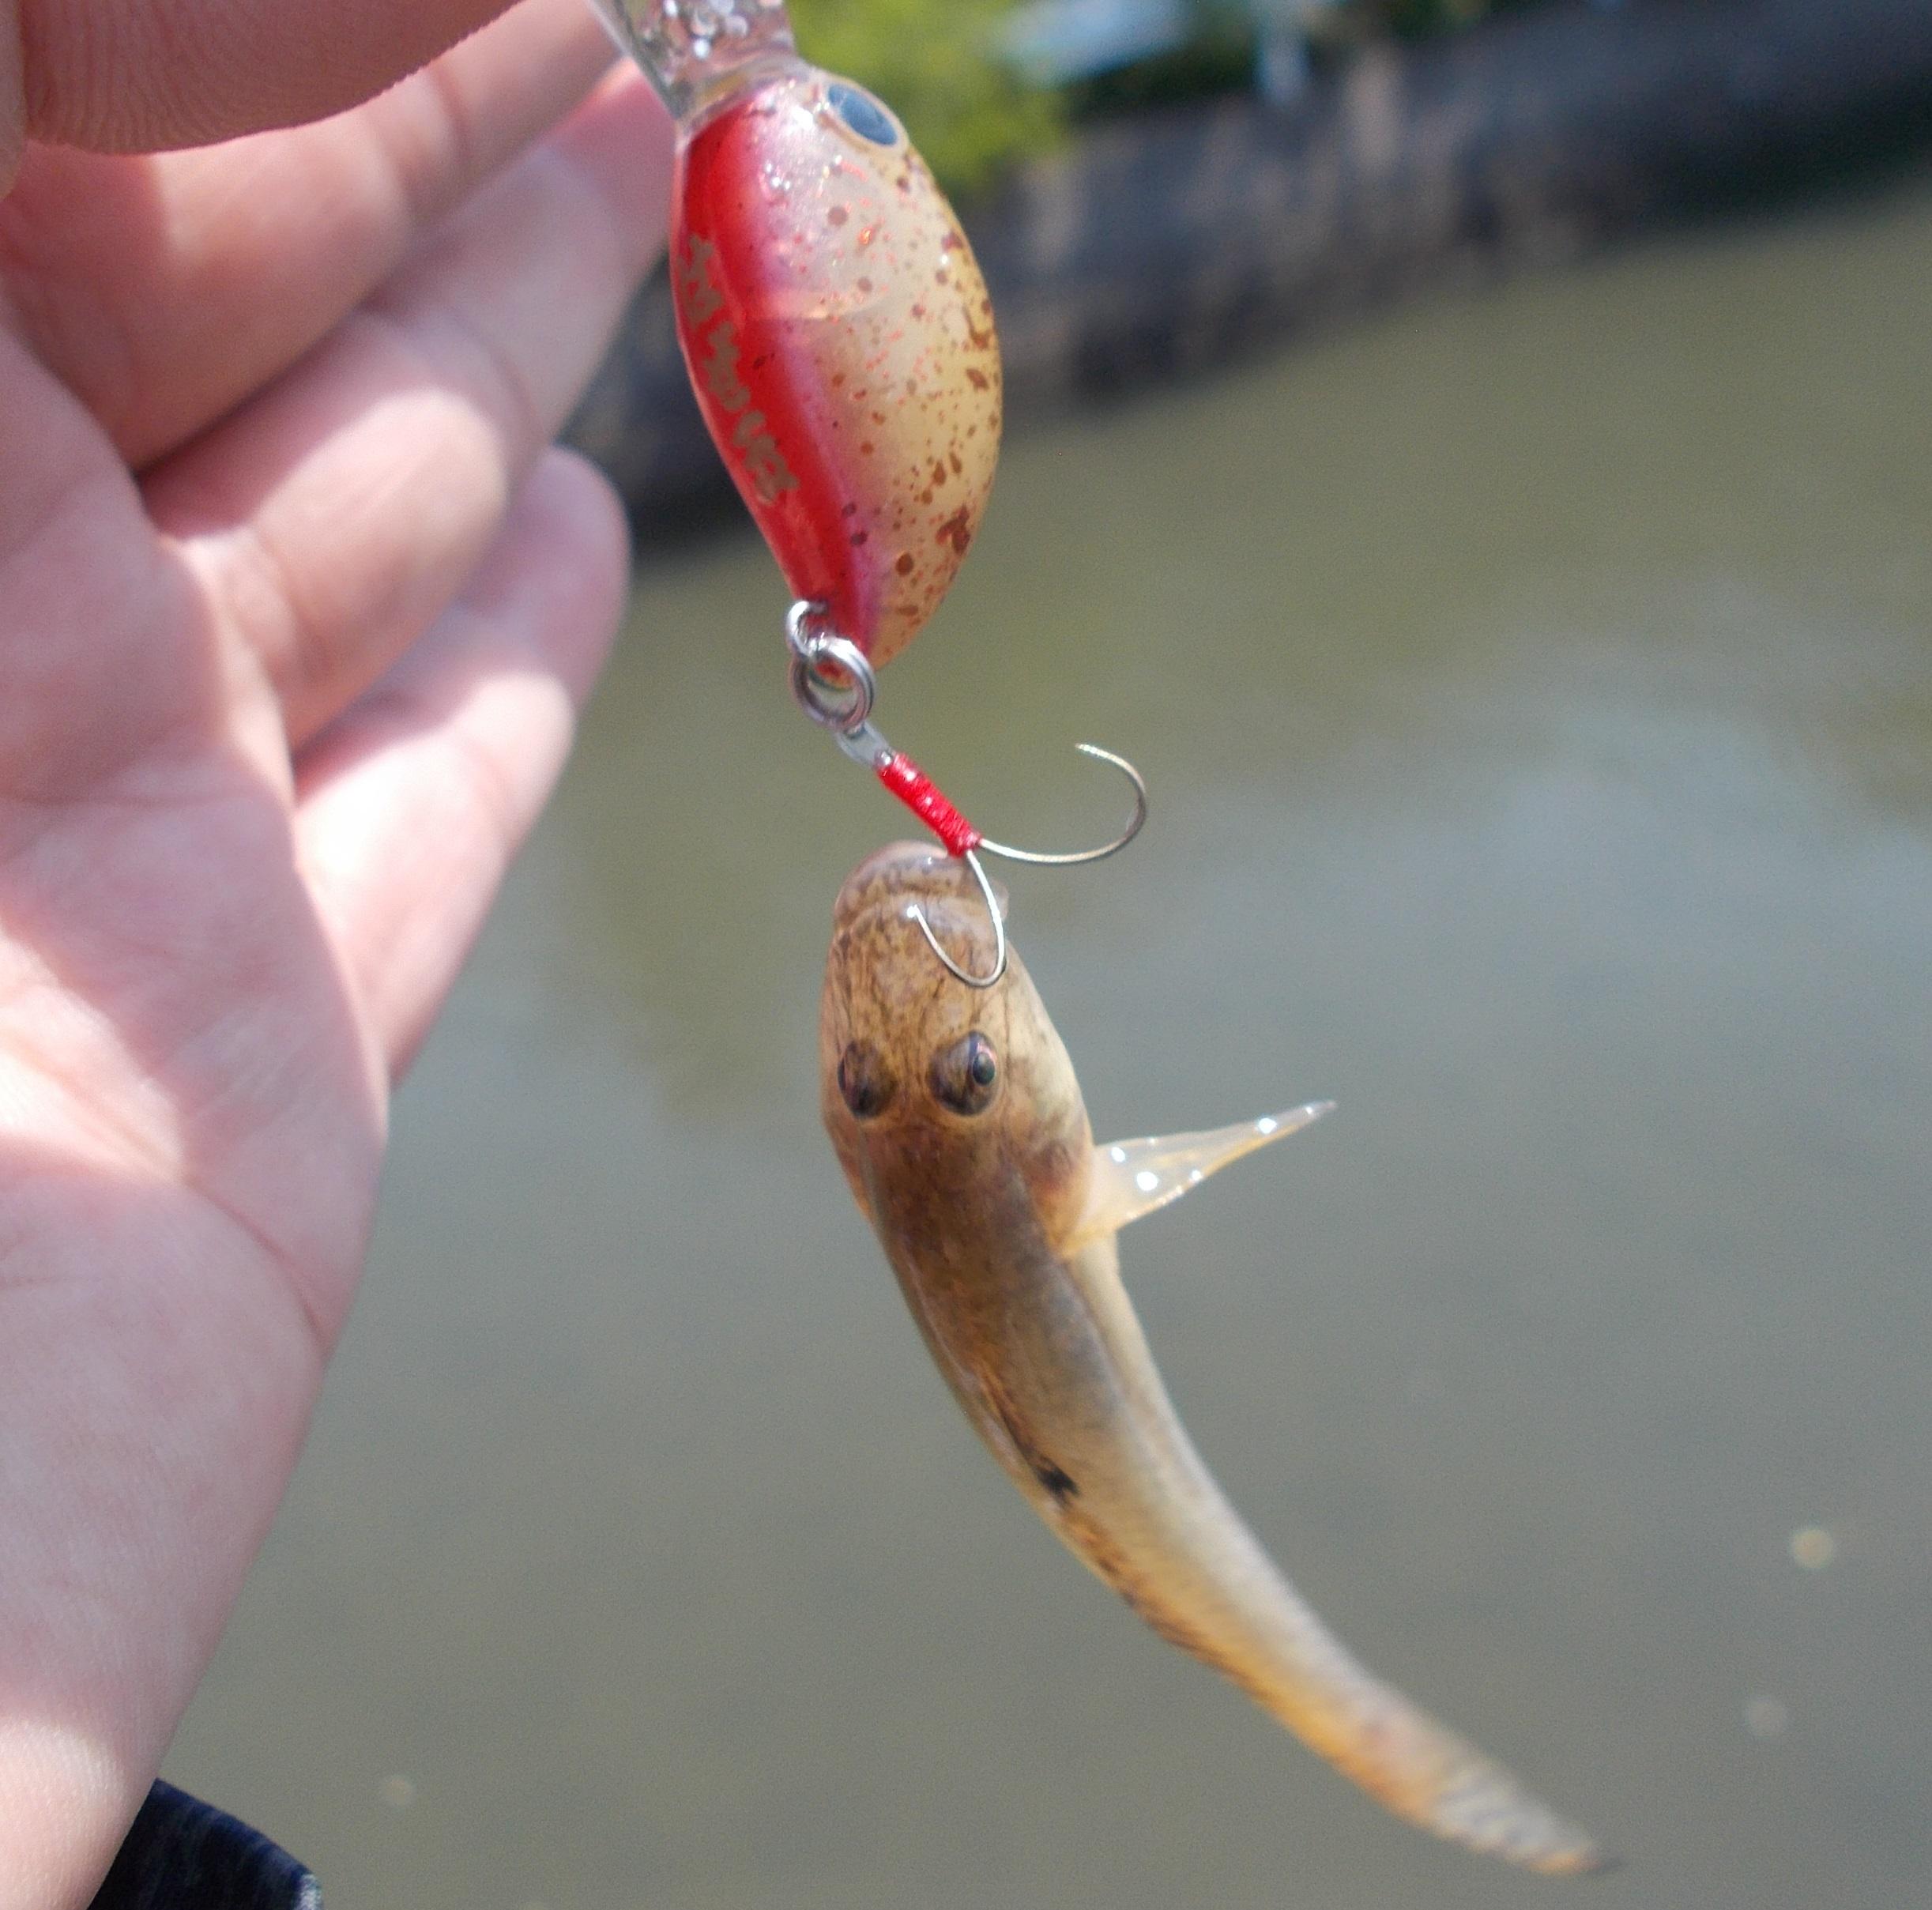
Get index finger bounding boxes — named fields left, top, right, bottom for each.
left=5, top=0, right=523, bottom=186
left=6, top=0, right=637, bottom=468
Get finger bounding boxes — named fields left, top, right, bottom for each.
left=294, top=447, right=627, bottom=1074
left=0, top=13, right=19, bottom=198
left=151, top=65, right=669, bottom=752
left=8, top=0, right=517, bottom=168
left=2, top=0, right=620, bottom=467
left=0, top=315, right=213, bottom=792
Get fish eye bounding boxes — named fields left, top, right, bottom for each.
left=827, top=81, right=900, bottom=148
left=930, top=1031, right=1000, bottom=1116
left=838, top=1042, right=894, bottom=1119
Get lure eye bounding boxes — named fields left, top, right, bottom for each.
left=838, top=1042, right=895, bottom=1120
left=931, top=1031, right=1000, bottom=1116
left=827, top=81, right=901, bottom=148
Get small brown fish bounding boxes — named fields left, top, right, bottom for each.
left=820, top=842, right=1606, bottom=1875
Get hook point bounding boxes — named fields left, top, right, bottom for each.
left=977, top=744, right=1148, bottom=868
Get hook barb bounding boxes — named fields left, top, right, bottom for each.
left=976, top=744, right=1148, bottom=867
left=910, top=850, right=1008, bottom=990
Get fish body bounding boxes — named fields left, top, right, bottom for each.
left=820, top=842, right=1605, bottom=1874
left=589, top=1, right=1002, bottom=663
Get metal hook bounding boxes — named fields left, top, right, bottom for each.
left=904, top=747, right=1149, bottom=989
left=781, top=601, right=1149, bottom=991
left=977, top=744, right=1148, bottom=867
left=909, top=848, right=1009, bottom=989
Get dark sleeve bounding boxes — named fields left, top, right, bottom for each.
left=89, top=1782, right=320, bottom=1910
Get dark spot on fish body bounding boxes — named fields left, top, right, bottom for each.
left=1128, top=1595, right=1214, bottom=1663
left=1033, top=1460, right=1080, bottom=1504
left=977, top=1371, right=1082, bottom=1510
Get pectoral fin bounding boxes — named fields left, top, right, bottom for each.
left=1068, top=1101, right=1334, bottom=1251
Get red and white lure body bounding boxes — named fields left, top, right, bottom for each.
left=587, top=2, right=1140, bottom=987
left=588, top=0, right=1003, bottom=665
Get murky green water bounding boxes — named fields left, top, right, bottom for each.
left=170, top=168, right=1932, bottom=1908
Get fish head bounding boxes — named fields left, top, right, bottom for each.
left=820, top=842, right=1093, bottom=1244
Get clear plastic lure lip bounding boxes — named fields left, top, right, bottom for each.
left=583, top=0, right=799, bottom=119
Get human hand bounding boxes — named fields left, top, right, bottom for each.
left=0, top=4, right=672, bottom=1900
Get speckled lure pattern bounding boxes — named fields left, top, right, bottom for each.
left=671, top=70, right=1003, bottom=662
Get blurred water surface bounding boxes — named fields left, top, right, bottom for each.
left=170, top=167, right=1932, bottom=1908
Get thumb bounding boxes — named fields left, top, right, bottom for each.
left=3, top=0, right=521, bottom=183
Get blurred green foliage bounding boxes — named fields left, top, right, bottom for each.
left=788, top=0, right=1554, bottom=196
left=789, top=0, right=1066, bottom=196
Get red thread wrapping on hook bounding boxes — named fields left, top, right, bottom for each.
left=877, top=753, right=983, bottom=857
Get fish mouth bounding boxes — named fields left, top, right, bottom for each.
left=830, top=840, right=1005, bottom=932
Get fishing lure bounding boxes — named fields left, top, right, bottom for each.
left=591, top=0, right=998, bottom=661
left=586, top=8, right=1605, bottom=1871
left=587, top=0, right=1143, bottom=981
left=821, top=842, right=1609, bottom=1875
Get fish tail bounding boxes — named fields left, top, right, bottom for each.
left=1081, top=1517, right=1606, bottom=1872
left=1315, top=1707, right=1609, bottom=1874
left=1241, top=1592, right=1610, bottom=1875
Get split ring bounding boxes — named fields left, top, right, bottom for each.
left=785, top=601, right=876, bottom=734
